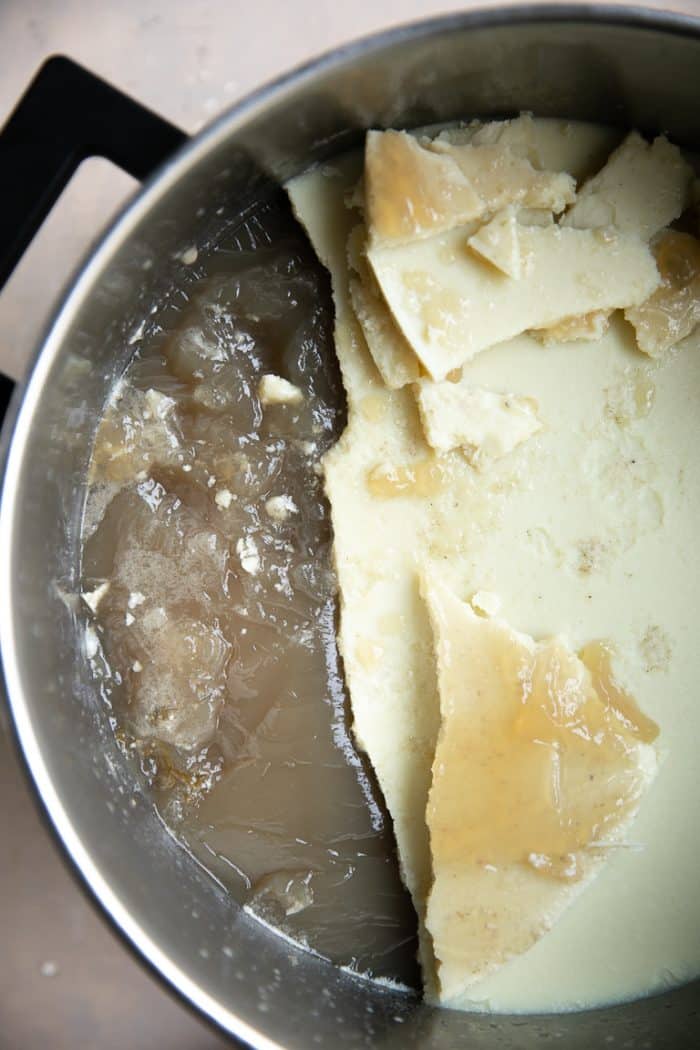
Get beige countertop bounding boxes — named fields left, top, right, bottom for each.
left=1, top=2, right=698, bottom=1048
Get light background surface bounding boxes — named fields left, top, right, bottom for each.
left=1, top=2, right=699, bottom=1047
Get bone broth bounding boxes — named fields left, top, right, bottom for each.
left=82, top=118, right=700, bottom=1013
left=82, top=224, right=419, bottom=986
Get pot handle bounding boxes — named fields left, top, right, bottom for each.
left=0, top=375, right=13, bottom=428
left=0, top=55, right=187, bottom=293
left=0, top=55, right=187, bottom=421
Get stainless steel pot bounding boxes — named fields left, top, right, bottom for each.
left=2, top=6, right=700, bottom=1047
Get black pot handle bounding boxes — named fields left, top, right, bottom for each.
left=0, top=374, right=14, bottom=428
left=0, top=55, right=188, bottom=422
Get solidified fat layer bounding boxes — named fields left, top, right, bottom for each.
left=287, top=121, right=700, bottom=1012
left=467, top=207, right=522, bottom=279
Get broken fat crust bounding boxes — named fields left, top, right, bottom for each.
left=359, top=123, right=694, bottom=383
left=286, top=114, right=699, bottom=1008
left=368, top=222, right=659, bottom=381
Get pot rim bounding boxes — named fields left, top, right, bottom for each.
left=2, top=5, right=700, bottom=1045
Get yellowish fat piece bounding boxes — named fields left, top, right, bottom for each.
left=347, top=224, right=421, bottom=388
left=467, top=206, right=522, bottom=278
left=625, top=230, right=700, bottom=357
left=427, top=140, right=575, bottom=214
left=434, top=114, right=621, bottom=181
left=368, top=224, right=659, bottom=380
left=415, top=376, right=541, bottom=462
left=433, top=116, right=690, bottom=355
left=423, top=578, right=658, bottom=1003
left=365, top=128, right=575, bottom=247
left=365, top=129, right=483, bottom=246
left=530, top=132, right=690, bottom=345
left=562, top=132, right=693, bottom=240
left=530, top=309, right=612, bottom=345
left=349, top=276, right=422, bottom=388
left=450, top=118, right=625, bottom=346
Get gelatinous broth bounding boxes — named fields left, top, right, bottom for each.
left=81, top=200, right=419, bottom=986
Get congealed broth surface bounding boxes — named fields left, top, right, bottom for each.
left=82, top=212, right=419, bottom=985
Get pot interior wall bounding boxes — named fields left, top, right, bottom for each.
left=2, top=12, right=700, bottom=1048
